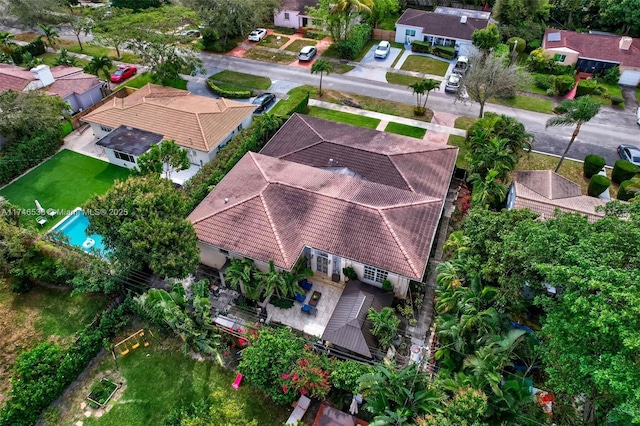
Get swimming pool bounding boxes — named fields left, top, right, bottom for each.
left=50, top=208, right=107, bottom=254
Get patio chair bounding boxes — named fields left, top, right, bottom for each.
left=299, top=279, right=313, bottom=291
left=301, top=304, right=312, bottom=315
left=36, top=216, right=47, bottom=226
left=46, top=208, right=56, bottom=218
left=294, top=292, right=306, bottom=303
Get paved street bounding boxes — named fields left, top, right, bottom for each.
left=199, top=53, right=640, bottom=166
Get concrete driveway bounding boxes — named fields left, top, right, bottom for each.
left=359, top=45, right=403, bottom=69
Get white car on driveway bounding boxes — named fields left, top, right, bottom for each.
left=248, top=28, right=267, bottom=42
left=445, top=73, right=463, bottom=93
left=374, top=41, right=391, bottom=59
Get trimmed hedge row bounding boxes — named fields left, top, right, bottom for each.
left=0, top=300, right=131, bottom=426
left=576, top=79, right=598, bottom=97
left=410, top=41, right=455, bottom=60
left=617, top=180, right=635, bottom=201
left=206, top=79, right=253, bottom=98
left=0, top=128, right=64, bottom=185
left=336, top=24, right=371, bottom=60
left=612, top=159, right=639, bottom=184
left=583, top=154, right=606, bottom=178
left=587, top=174, right=610, bottom=197
left=9, top=39, right=46, bottom=65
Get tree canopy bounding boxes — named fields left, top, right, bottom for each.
left=0, top=90, right=70, bottom=141
left=135, top=140, right=190, bottom=180
left=84, top=176, right=199, bottom=279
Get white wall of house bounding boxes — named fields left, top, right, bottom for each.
left=395, top=24, right=478, bottom=57
left=274, top=9, right=311, bottom=29
left=99, top=147, right=138, bottom=169
left=395, top=24, right=423, bottom=45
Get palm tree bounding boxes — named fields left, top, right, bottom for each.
left=546, top=96, right=601, bottom=172
left=367, top=307, right=400, bottom=349
left=256, top=259, right=291, bottom=298
left=224, top=258, right=256, bottom=296
left=310, top=60, right=332, bottom=96
left=466, top=137, right=517, bottom=180
left=0, top=32, right=17, bottom=55
left=408, top=79, right=440, bottom=115
left=39, top=24, right=60, bottom=50
left=468, top=169, right=508, bottom=208
left=21, top=52, right=43, bottom=69
left=54, top=48, right=77, bottom=66
left=85, top=55, right=113, bottom=81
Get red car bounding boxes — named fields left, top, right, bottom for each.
left=110, top=65, right=137, bottom=83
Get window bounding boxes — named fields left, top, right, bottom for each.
left=553, top=54, right=567, bottom=62
left=100, top=125, right=113, bottom=133
left=284, top=12, right=290, bottom=20
left=405, top=29, right=416, bottom=37
left=363, top=265, right=389, bottom=284
left=237, top=123, right=243, bottom=132
left=114, top=151, right=134, bottom=163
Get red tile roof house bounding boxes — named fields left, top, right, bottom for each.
left=506, top=170, right=609, bottom=222
left=542, top=29, right=640, bottom=86
left=188, top=114, right=458, bottom=300
left=0, top=63, right=105, bottom=113
left=394, top=7, right=491, bottom=57
left=81, top=83, right=255, bottom=183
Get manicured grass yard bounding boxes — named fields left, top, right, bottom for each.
left=0, top=280, right=107, bottom=405
left=67, top=44, right=141, bottom=64
left=61, top=336, right=288, bottom=426
left=115, top=72, right=187, bottom=90
left=258, top=34, right=290, bottom=49
left=306, top=106, right=381, bottom=129
left=284, top=39, right=317, bottom=53
left=244, top=48, right=296, bottom=64
left=333, top=63, right=356, bottom=74
left=386, top=72, right=434, bottom=87
left=488, top=94, right=554, bottom=114
left=210, top=70, right=271, bottom=90
left=384, top=122, right=426, bottom=139
left=400, top=55, right=450, bottom=77
left=517, top=72, right=551, bottom=95
left=0, top=150, right=130, bottom=230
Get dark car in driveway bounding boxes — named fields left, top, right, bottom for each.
left=252, top=93, right=276, bottom=113
left=618, top=144, right=640, bottom=167
left=110, top=65, right=137, bottom=83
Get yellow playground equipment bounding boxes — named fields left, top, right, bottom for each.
left=114, top=329, right=150, bottom=356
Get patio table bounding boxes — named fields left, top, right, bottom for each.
left=309, top=291, right=321, bottom=307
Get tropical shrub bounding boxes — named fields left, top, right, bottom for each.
left=612, top=159, right=639, bottom=184
left=367, top=307, right=399, bottom=349
left=330, top=360, right=373, bottom=393
left=617, top=180, right=635, bottom=201
left=534, top=74, right=552, bottom=90
left=382, top=279, right=392, bottom=292
left=603, top=66, right=621, bottom=85
left=342, top=266, right=357, bottom=280
left=283, top=353, right=332, bottom=399
left=411, top=40, right=432, bottom=54
left=583, top=154, right=606, bottom=178
left=336, top=24, right=371, bottom=60
left=506, top=37, right=526, bottom=53
left=576, top=79, right=598, bottom=96
left=553, top=74, right=575, bottom=95
left=526, top=39, right=541, bottom=51
left=610, top=95, right=624, bottom=106
left=9, top=39, right=46, bottom=65
left=587, top=174, right=610, bottom=197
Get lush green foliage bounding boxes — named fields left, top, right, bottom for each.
left=111, top=0, right=169, bottom=10
left=603, top=66, right=621, bottom=85
left=587, top=174, right=610, bottom=196
left=367, top=307, right=399, bottom=349
left=410, top=41, right=455, bottom=59
left=206, top=78, right=254, bottom=98
left=472, top=24, right=500, bottom=52
left=0, top=128, right=64, bottom=186
left=0, top=89, right=69, bottom=142
left=311, top=59, right=332, bottom=95
left=611, top=159, right=639, bottom=184
left=408, top=79, right=440, bottom=114
left=583, top=154, right=606, bottom=178
left=506, top=37, right=526, bottom=53
left=336, top=23, right=372, bottom=60
left=8, top=38, right=46, bottom=65
left=84, top=176, right=199, bottom=278
left=617, top=180, right=636, bottom=201
left=0, top=301, right=131, bottom=426
left=526, top=48, right=575, bottom=75
left=576, top=78, right=598, bottom=96
left=342, top=266, right=358, bottom=280
left=135, top=140, right=190, bottom=180
left=308, top=0, right=374, bottom=42
left=330, top=360, right=373, bottom=392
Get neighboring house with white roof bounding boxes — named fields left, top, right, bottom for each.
left=394, top=7, right=491, bottom=56
left=0, top=63, right=105, bottom=113
left=81, top=83, right=255, bottom=177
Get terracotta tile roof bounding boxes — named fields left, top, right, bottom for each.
left=282, top=0, right=317, bottom=10
left=322, top=280, right=393, bottom=358
left=0, top=64, right=34, bottom=92
left=82, top=83, right=255, bottom=152
left=543, top=29, right=640, bottom=68
left=396, top=8, right=489, bottom=41
left=261, top=114, right=458, bottom=198
left=189, top=152, right=448, bottom=279
left=0, top=64, right=100, bottom=97
left=512, top=171, right=607, bottom=222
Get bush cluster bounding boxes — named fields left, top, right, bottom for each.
left=206, top=79, right=253, bottom=98
left=9, top=39, right=46, bottom=65
left=0, top=127, right=64, bottom=186
left=527, top=48, right=575, bottom=75
left=576, top=79, right=598, bottom=97
left=583, top=154, right=606, bottom=178
left=610, top=95, right=624, bottom=106
left=602, top=66, right=620, bottom=85
left=535, top=74, right=575, bottom=95
left=587, top=174, right=610, bottom=197
left=612, top=160, right=639, bottom=184
left=410, top=41, right=456, bottom=59
left=617, top=180, right=636, bottom=201
left=0, top=301, right=131, bottom=426
left=336, top=24, right=371, bottom=60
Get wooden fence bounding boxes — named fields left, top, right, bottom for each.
left=373, top=29, right=396, bottom=42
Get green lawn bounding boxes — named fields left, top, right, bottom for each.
left=591, top=82, right=624, bottom=107
left=67, top=43, right=141, bottom=64
left=0, top=150, right=130, bottom=230
left=488, top=94, right=554, bottom=114
left=517, top=72, right=551, bottom=95
left=209, top=70, right=271, bottom=90
left=447, top=116, right=475, bottom=168
left=400, top=55, right=450, bottom=77
left=386, top=72, right=434, bottom=87
left=320, top=43, right=340, bottom=59
left=284, top=39, right=317, bottom=53
left=258, top=34, right=290, bottom=49
left=71, top=337, right=289, bottom=426
left=270, top=86, right=314, bottom=116
left=333, top=63, right=356, bottom=74
left=306, top=106, right=381, bottom=129
left=454, top=116, right=477, bottom=130
left=115, top=72, right=187, bottom=90
left=384, top=122, right=426, bottom=139
left=637, top=87, right=640, bottom=103
left=244, top=48, right=296, bottom=64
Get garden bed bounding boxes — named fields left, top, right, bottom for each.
left=87, top=378, right=119, bottom=408
left=258, top=34, right=290, bottom=49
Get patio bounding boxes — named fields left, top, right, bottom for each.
left=267, top=274, right=345, bottom=338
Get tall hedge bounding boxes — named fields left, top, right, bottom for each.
left=336, top=24, right=371, bottom=60
left=611, top=159, right=639, bottom=184
left=617, top=180, right=636, bottom=201
left=587, top=174, right=610, bottom=197
left=0, top=128, right=64, bottom=185
left=576, top=79, right=598, bottom=97
left=10, top=39, right=46, bottom=65
left=583, top=154, right=606, bottom=178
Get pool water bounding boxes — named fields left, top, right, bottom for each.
left=51, top=210, right=107, bottom=254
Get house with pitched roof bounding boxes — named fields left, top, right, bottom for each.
left=82, top=83, right=255, bottom=175
left=0, top=63, right=105, bottom=113
left=542, top=29, right=640, bottom=86
left=188, top=114, right=457, bottom=298
left=506, top=170, right=609, bottom=222
left=394, top=7, right=491, bottom=57
left=274, top=0, right=318, bottom=29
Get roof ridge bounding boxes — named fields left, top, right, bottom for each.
left=297, top=113, right=326, bottom=140
left=194, top=112, right=210, bottom=151
left=515, top=182, right=606, bottom=215
left=387, top=155, right=417, bottom=192
left=259, top=192, right=291, bottom=267
left=379, top=210, right=420, bottom=278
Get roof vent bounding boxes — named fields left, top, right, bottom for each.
left=224, top=198, right=229, bottom=203
left=619, top=36, right=633, bottom=50
left=460, top=16, right=467, bottom=24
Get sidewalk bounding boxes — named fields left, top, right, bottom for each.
left=308, top=99, right=467, bottom=136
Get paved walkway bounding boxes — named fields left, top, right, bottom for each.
left=308, top=99, right=467, bottom=137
